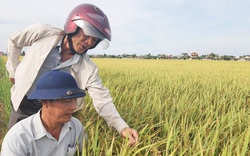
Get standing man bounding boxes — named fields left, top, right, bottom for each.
left=6, top=3, right=138, bottom=146
left=1, top=70, right=86, bottom=156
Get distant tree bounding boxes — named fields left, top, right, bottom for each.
left=145, top=53, right=151, bottom=59
left=131, top=54, right=137, bottom=58
left=122, top=54, right=127, bottom=58
left=110, top=55, right=115, bottom=58
left=207, top=52, right=218, bottom=60
left=145, top=53, right=157, bottom=59
left=221, top=55, right=234, bottom=60
left=200, top=55, right=206, bottom=58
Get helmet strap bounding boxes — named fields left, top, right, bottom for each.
left=67, top=34, right=88, bottom=55
left=66, top=26, right=102, bottom=55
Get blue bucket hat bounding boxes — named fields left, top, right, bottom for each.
left=28, top=70, right=86, bottom=100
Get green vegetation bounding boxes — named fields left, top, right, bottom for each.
left=1, top=56, right=250, bottom=155
left=0, top=56, right=12, bottom=149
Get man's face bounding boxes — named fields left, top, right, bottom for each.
left=44, top=98, right=77, bottom=123
left=71, top=29, right=99, bottom=54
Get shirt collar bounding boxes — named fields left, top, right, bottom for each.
left=54, top=36, right=82, bottom=72
left=57, top=38, right=63, bottom=55
left=71, top=54, right=82, bottom=73
left=32, top=110, right=47, bottom=140
left=32, top=110, right=73, bottom=141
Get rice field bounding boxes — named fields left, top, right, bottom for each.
left=0, top=56, right=250, bottom=155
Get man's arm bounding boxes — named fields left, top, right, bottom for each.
left=1, top=130, right=28, bottom=156
left=6, top=23, right=62, bottom=78
left=84, top=66, right=139, bottom=145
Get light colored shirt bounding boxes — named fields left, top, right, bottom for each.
left=6, top=23, right=129, bottom=133
left=0, top=110, right=84, bottom=156
left=26, top=43, right=61, bottom=95
left=26, top=40, right=81, bottom=96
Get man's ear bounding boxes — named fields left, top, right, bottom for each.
left=41, top=100, right=50, bottom=108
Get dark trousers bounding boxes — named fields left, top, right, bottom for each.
left=8, top=96, right=42, bottom=129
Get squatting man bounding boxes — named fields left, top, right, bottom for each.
left=1, top=70, right=87, bottom=155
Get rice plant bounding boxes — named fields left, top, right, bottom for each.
left=1, top=57, right=250, bottom=155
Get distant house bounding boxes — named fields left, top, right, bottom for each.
left=158, top=54, right=166, bottom=59
left=190, top=52, right=198, bottom=59
left=238, top=56, right=250, bottom=61
left=92, top=54, right=103, bottom=58
left=167, top=55, right=174, bottom=59
left=180, top=53, right=189, bottom=59
left=245, top=56, right=250, bottom=61
left=0, top=51, right=5, bottom=56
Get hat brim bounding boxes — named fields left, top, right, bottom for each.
left=27, top=88, right=86, bottom=100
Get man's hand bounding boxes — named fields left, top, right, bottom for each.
left=121, top=127, right=138, bottom=146
left=9, top=77, right=15, bottom=84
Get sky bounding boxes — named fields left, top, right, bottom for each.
left=0, top=0, right=249, bottom=56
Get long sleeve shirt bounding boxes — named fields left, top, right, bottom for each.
left=6, top=23, right=129, bottom=133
